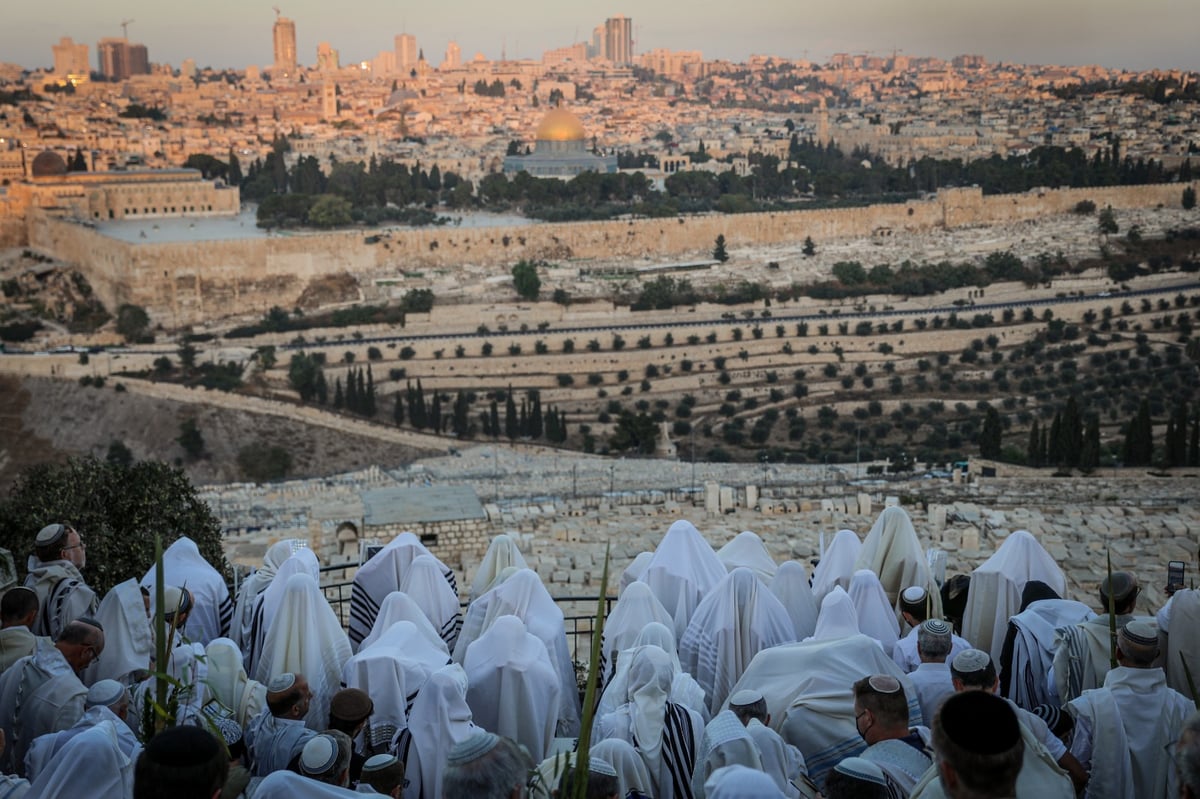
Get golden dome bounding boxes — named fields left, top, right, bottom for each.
left=535, top=108, right=586, bottom=142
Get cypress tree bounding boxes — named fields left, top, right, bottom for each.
left=1122, top=399, right=1153, bottom=466
left=545, top=404, right=559, bottom=442
left=412, top=380, right=428, bottom=429
left=333, top=377, right=344, bottom=410
left=504, top=389, right=517, bottom=440
left=529, top=390, right=543, bottom=439
left=1189, top=403, right=1199, bottom=467
left=1048, top=412, right=1063, bottom=466
left=557, top=410, right=568, bottom=443
left=1027, top=419, right=1041, bottom=467
left=365, top=365, right=377, bottom=417
left=346, top=368, right=359, bottom=413
left=356, top=369, right=367, bottom=415
left=479, top=411, right=491, bottom=437
left=980, top=407, right=1002, bottom=459
left=1079, top=415, right=1101, bottom=473
left=489, top=400, right=500, bottom=439
left=1060, top=396, right=1082, bottom=467
left=1039, top=428, right=1049, bottom=466
left=519, top=399, right=528, bottom=438
left=430, top=392, right=442, bottom=434
left=393, top=393, right=404, bottom=426
left=1169, top=400, right=1188, bottom=466
left=316, top=372, right=328, bottom=405
left=452, top=391, right=469, bottom=438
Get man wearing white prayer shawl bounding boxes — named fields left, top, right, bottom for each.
left=904, top=621, right=956, bottom=730
left=598, top=627, right=709, bottom=724
left=398, top=554, right=462, bottom=653
left=1051, top=570, right=1142, bottom=704
left=729, top=690, right=807, bottom=799
left=679, top=568, right=796, bottom=716
left=244, top=548, right=321, bottom=675
left=0, top=588, right=45, bottom=677
left=140, top=536, right=232, bottom=648
left=1158, top=587, right=1200, bottom=699
left=1067, top=620, right=1193, bottom=799
left=342, top=620, right=450, bottom=756
left=691, top=709, right=764, bottom=799
left=82, top=578, right=152, bottom=687
left=256, top=769, right=360, bottom=798
left=453, top=568, right=581, bottom=736
left=463, top=614, right=559, bottom=763
left=392, top=664, right=478, bottom=799
left=24, top=679, right=139, bottom=782
left=591, top=738, right=655, bottom=799
left=620, top=551, right=654, bottom=594
left=244, top=672, right=317, bottom=776
left=847, top=570, right=901, bottom=652
left=806, top=586, right=861, bottom=643
left=253, top=572, right=351, bottom=731
left=809, top=530, right=861, bottom=604
left=23, top=524, right=98, bottom=641
left=855, top=507, right=942, bottom=619
left=468, top=534, right=528, bottom=602
left=642, top=520, right=728, bottom=641
left=204, top=637, right=267, bottom=728
left=960, top=530, right=1066, bottom=663
left=769, top=562, right=819, bottom=642
left=704, top=764, right=786, bottom=799
left=891, top=587, right=971, bottom=675
left=25, top=718, right=134, bottom=799
left=601, top=582, right=675, bottom=684
left=723, top=633, right=921, bottom=789
left=355, top=591, right=448, bottom=655
left=347, top=533, right=455, bottom=652
left=0, top=619, right=102, bottom=776
left=997, top=584, right=1092, bottom=710
left=232, top=538, right=306, bottom=651
left=132, top=642, right=208, bottom=728
left=595, top=646, right=703, bottom=799
left=717, top=532, right=778, bottom=583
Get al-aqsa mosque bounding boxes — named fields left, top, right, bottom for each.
left=502, top=107, right=618, bottom=178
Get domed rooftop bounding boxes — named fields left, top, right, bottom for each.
left=535, top=108, right=586, bottom=142
left=30, top=150, right=68, bottom=179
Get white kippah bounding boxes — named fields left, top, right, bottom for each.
left=267, top=673, right=297, bottom=692
left=35, top=524, right=68, bottom=547
left=834, top=756, right=887, bottom=786
left=299, top=735, right=338, bottom=775
left=728, top=689, right=764, bottom=706
left=901, top=586, right=928, bottom=603
left=589, top=757, right=618, bottom=778
left=86, top=680, right=127, bottom=708
left=446, top=731, right=500, bottom=765
left=952, top=649, right=992, bottom=673
left=162, top=586, right=185, bottom=614
left=363, top=754, right=398, bottom=773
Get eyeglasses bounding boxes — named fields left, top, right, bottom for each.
left=62, top=542, right=86, bottom=551
left=86, top=646, right=101, bottom=664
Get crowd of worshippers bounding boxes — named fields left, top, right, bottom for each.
left=0, top=510, right=1197, bottom=799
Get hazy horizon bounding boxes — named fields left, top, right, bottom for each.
left=3, top=0, right=1199, bottom=73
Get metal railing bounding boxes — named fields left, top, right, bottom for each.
left=317, top=562, right=617, bottom=660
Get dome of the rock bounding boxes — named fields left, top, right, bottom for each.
left=535, top=109, right=587, bottom=143
left=30, top=150, right=68, bottom=178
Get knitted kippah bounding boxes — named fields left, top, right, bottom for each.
left=952, top=649, right=991, bottom=674
left=901, top=586, right=928, bottom=603
left=267, top=673, right=297, bottom=693
left=1118, top=619, right=1159, bottom=660
left=728, top=689, right=764, bottom=706
left=833, top=756, right=887, bottom=786
left=866, top=674, right=901, bottom=693
left=144, top=725, right=220, bottom=767
left=921, top=619, right=951, bottom=636
left=363, top=754, right=399, bottom=773
left=214, top=716, right=243, bottom=746
left=299, top=735, right=339, bottom=775
left=589, top=757, right=618, bottom=778
left=86, top=679, right=127, bottom=708
left=938, top=691, right=1020, bottom=754
left=1101, top=571, right=1138, bottom=604
left=446, top=731, right=500, bottom=766
left=34, top=524, right=69, bottom=547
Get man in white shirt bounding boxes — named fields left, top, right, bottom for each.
left=891, top=587, right=970, bottom=674
left=0, top=587, right=46, bottom=675
left=244, top=672, right=317, bottom=776
left=728, top=689, right=810, bottom=798
left=23, top=524, right=98, bottom=640
left=906, top=620, right=956, bottom=726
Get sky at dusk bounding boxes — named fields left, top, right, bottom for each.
left=2, top=0, right=1198, bottom=73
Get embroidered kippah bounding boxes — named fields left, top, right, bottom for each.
left=834, top=756, right=887, bottom=786
left=728, top=689, right=764, bottom=706
left=901, top=586, right=927, bottom=603
left=446, top=731, right=500, bottom=765
left=589, top=757, right=618, bottom=777
left=267, top=673, right=297, bottom=693
left=299, top=735, right=339, bottom=775
left=363, top=754, right=399, bottom=773
left=85, top=680, right=126, bottom=708
left=951, top=649, right=991, bottom=674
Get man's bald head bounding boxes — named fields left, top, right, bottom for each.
left=57, top=617, right=104, bottom=673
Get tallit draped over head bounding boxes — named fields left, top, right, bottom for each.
left=469, top=534, right=528, bottom=601
left=598, top=627, right=708, bottom=723
left=141, top=536, right=233, bottom=645
left=357, top=590, right=448, bottom=654
left=204, top=637, right=266, bottom=727
left=602, top=582, right=675, bottom=682
left=855, top=506, right=942, bottom=617
left=962, top=529, right=1066, bottom=662
left=692, top=709, right=764, bottom=797
left=809, top=586, right=861, bottom=642
left=83, top=578, right=153, bottom=686
left=233, top=539, right=307, bottom=650
left=769, top=561, right=820, bottom=641
left=245, top=548, right=320, bottom=675
left=463, top=614, right=560, bottom=762
left=342, top=620, right=450, bottom=756
left=399, top=554, right=463, bottom=653
left=810, top=530, right=862, bottom=603
left=620, top=551, right=655, bottom=594
left=679, top=567, right=796, bottom=715
left=254, top=572, right=352, bottom=730
left=401, top=664, right=477, bottom=799
left=705, top=764, right=786, bottom=799
left=255, top=770, right=361, bottom=798
left=25, top=720, right=135, bottom=799
left=591, top=738, right=655, bottom=799
left=347, top=532, right=455, bottom=651
left=453, top=568, right=581, bottom=736
left=847, top=569, right=901, bottom=651
left=642, top=520, right=728, bottom=640
left=716, top=531, right=779, bottom=583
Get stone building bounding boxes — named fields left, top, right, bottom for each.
left=503, top=108, right=618, bottom=179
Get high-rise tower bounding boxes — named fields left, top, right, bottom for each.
left=395, top=34, right=417, bottom=73
left=443, top=41, right=461, bottom=70
left=604, top=15, right=633, bottom=65
left=52, top=37, right=90, bottom=83
left=273, top=15, right=297, bottom=75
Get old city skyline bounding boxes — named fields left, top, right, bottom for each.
left=3, top=0, right=1200, bottom=72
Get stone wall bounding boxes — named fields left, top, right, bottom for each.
left=25, top=182, right=1199, bottom=326
left=364, top=518, right=495, bottom=560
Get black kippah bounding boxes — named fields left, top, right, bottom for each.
left=145, top=725, right=220, bottom=766
left=939, top=692, right=1020, bottom=755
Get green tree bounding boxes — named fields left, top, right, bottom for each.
left=505, top=389, right=518, bottom=439
left=1079, top=416, right=1101, bottom=473
left=609, top=411, right=660, bottom=454
left=1183, top=186, right=1196, bottom=210
left=1027, top=419, right=1041, bottom=467
left=802, top=236, right=816, bottom=256
left=236, top=443, right=293, bottom=482
left=979, top=407, right=1002, bottom=459
left=177, top=418, right=205, bottom=459
left=1098, top=205, right=1118, bottom=235
left=0, top=457, right=227, bottom=595
left=287, top=352, right=325, bottom=402
left=105, top=440, right=134, bottom=467
left=832, top=261, right=867, bottom=285
left=1122, top=399, right=1153, bottom=466
left=116, top=304, right=150, bottom=343
left=307, top=194, right=353, bottom=228
left=511, top=260, right=541, bottom=300
left=713, top=234, right=729, bottom=263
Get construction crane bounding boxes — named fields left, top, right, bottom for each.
left=120, top=18, right=134, bottom=38
left=273, top=6, right=281, bottom=18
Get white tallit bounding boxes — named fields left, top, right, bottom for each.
left=716, top=531, right=779, bottom=583
left=1163, top=589, right=1200, bottom=698
left=25, top=721, right=134, bottom=799
left=82, top=578, right=152, bottom=686
left=357, top=591, right=448, bottom=654
left=599, top=626, right=709, bottom=723
left=342, top=620, right=451, bottom=756
left=253, top=572, right=351, bottom=730
left=399, top=554, right=462, bottom=653
left=463, top=614, right=560, bottom=763
left=643, top=520, right=729, bottom=640
left=469, top=534, right=528, bottom=601
left=140, top=536, right=233, bottom=645
left=402, top=664, right=478, bottom=799
left=592, top=738, right=656, bottom=799
left=244, top=549, right=320, bottom=674
left=810, top=530, right=861, bottom=604
left=347, top=533, right=455, bottom=651
left=855, top=507, right=942, bottom=617
left=769, top=561, right=820, bottom=641
left=603, top=582, right=675, bottom=682
left=1005, top=598, right=1094, bottom=711
left=255, top=770, right=360, bottom=798
left=204, top=637, right=266, bottom=727
left=232, top=538, right=307, bottom=650
left=807, top=586, right=861, bottom=642
left=679, top=567, right=796, bottom=715
left=961, top=530, right=1066, bottom=662
left=621, top=551, right=655, bottom=594
left=692, top=709, right=764, bottom=799
left=847, top=569, right=901, bottom=651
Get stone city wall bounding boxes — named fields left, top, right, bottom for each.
left=26, top=182, right=1197, bottom=326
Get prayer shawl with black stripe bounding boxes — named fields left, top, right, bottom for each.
left=347, top=533, right=457, bottom=650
